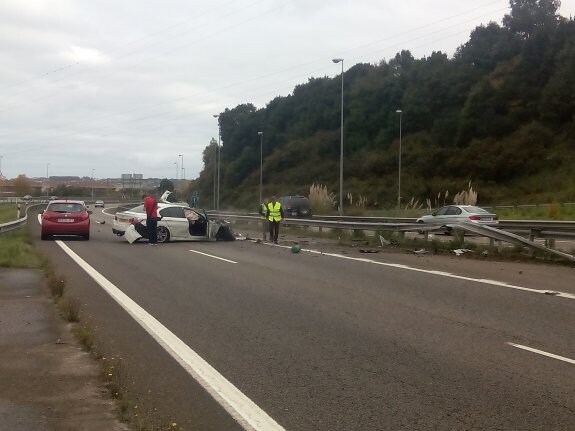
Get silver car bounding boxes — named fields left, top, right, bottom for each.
left=416, top=205, right=498, bottom=230
left=113, top=202, right=235, bottom=243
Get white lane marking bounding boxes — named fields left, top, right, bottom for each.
left=56, top=241, right=284, bottom=431
left=506, top=342, right=575, bottom=365
left=189, top=249, right=238, bottom=264
left=262, top=242, right=575, bottom=300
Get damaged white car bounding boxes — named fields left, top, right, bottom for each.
left=113, top=192, right=235, bottom=243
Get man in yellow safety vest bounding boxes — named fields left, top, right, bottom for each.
left=266, top=196, right=284, bottom=244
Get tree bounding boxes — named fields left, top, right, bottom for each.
left=13, top=175, right=33, bottom=196
left=455, top=22, right=521, bottom=71
left=540, top=40, right=575, bottom=123
left=503, top=0, right=561, bottom=39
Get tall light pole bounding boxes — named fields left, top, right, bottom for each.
left=210, top=138, right=217, bottom=209
left=0, top=156, right=3, bottom=198
left=46, top=163, right=50, bottom=196
left=179, top=154, right=185, bottom=181
left=258, top=131, right=263, bottom=205
left=91, top=169, right=95, bottom=200
left=332, top=58, right=344, bottom=216
left=213, top=114, right=221, bottom=210
left=174, top=162, right=178, bottom=180
left=396, top=109, right=403, bottom=209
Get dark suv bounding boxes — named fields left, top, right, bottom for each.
left=278, top=196, right=312, bottom=218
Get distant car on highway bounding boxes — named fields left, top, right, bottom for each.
left=41, top=200, right=91, bottom=240
left=95, top=200, right=105, bottom=208
left=416, top=205, right=498, bottom=231
left=48, top=195, right=58, bottom=200
left=278, top=195, right=312, bottom=218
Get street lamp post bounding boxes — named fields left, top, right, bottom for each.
left=179, top=154, right=185, bottom=181
left=174, top=162, right=178, bottom=180
left=0, top=156, right=3, bottom=198
left=213, top=114, right=221, bottom=210
left=46, top=163, right=50, bottom=196
left=210, top=138, right=217, bottom=209
left=91, top=169, right=95, bottom=201
left=258, top=131, right=263, bottom=205
left=396, top=109, right=403, bottom=209
left=332, top=58, right=344, bottom=216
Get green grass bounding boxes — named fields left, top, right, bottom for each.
left=492, top=204, right=575, bottom=220
left=0, top=204, right=19, bottom=223
left=0, top=229, right=43, bottom=268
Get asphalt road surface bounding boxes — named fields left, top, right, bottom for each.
left=31, top=207, right=575, bottom=430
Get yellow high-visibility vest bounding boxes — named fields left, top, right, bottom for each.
left=267, top=201, right=282, bottom=222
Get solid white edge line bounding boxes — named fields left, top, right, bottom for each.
left=506, top=342, right=575, bottom=365
left=260, top=241, right=575, bottom=300
left=189, top=249, right=238, bottom=263
left=55, top=241, right=284, bottom=431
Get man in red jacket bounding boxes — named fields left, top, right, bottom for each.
left=142, top=192, right=159, bottom=245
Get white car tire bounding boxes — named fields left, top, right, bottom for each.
left=157, top=226, right=170, bottom=243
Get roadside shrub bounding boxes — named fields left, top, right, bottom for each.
left=547, top=202, right=561, bottom=219
left=309, top=183, right=336, bottom=214
left=48, top=274, right=66, bottom=299
left=60, top=297, right=80, bottom=322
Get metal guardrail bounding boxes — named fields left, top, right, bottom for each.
left=451, top=223, right=575, bottom=262
left=0, top=214, right=27, bottom=235
left=212, top=212, right=575, bottom=238
left=212, top=212, right=575, bottom=262
left=0, top=203, right=43, bottom=236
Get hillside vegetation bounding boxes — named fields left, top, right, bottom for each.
left=191, top=0, right=575, bottom=212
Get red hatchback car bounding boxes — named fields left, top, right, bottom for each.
left=41, top=200, right=91, bottom=240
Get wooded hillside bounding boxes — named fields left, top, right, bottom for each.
left=193, top=0, right=575, bottom=211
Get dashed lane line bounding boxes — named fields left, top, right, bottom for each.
left=189, top=249, right=238, bottom=263
left=506, top=342, right=575, bottom=365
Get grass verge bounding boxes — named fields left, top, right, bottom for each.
left=0, top=204, right=19, bottom=224
left=0, top=229, right=44, bottom=268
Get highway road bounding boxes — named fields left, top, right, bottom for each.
left=30, top=207, right=575, bottom=430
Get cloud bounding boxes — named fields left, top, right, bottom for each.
left=1, top=0, right=574, bottom=182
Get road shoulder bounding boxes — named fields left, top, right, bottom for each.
left=0, top=267, right=127, bottom=431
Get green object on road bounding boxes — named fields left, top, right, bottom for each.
left=291, top=244, right=301, bottom=253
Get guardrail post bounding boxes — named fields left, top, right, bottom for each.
left=454, top=229, right=465, bottom=247
left=489, top=238, right=503, bottom=253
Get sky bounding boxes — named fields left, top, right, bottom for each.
left=1, top=0, right=574, bottom=181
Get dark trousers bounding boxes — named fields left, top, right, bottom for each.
left=269, top=220, right=280, bottom=243
left=147, top=217, right=157, bottom=244
left=261, top=219, right=268, bottom=240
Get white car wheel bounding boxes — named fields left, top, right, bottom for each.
left=157, top=226, right=170, bottom=243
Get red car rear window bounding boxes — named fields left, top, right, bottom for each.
left=47, top=203, right=86, bottom=213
